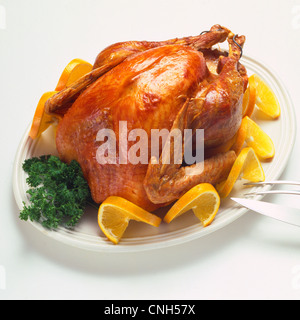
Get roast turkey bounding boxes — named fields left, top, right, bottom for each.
left=45, top=25, right=248, bottom=211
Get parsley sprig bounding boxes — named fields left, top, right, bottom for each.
left=20, top=155, right=91, bottom=229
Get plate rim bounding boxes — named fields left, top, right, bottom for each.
left=12, top=55, right=297, bottom=253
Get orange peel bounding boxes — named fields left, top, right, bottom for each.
left=164, top=183, right=220, bottom=227
left=216, top=147, right=265, bottom=198
left=231, top=116, right=248, bottom=156
left=248, top=74, right=281, bottom=119
left=231, top=116, right=275, bottom=160
left=29, top=91, right=60, bottom=139
left=244, top=116, right=275, bottom=160
left=98, top=196, right=161, bottom=244
left=242, top=83, right=256, bottom=117
left=55, top=58, right=93, bottom=91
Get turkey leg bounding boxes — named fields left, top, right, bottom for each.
left=143, top=99, right=236, bottom=204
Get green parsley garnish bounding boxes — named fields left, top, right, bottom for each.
left=20, top=155, right=91, bottom=229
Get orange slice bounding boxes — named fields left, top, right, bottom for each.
left=244, top=116, right=275, bottom=160
left=242, top=83, right=256, bottom=117
left=248, top=74, right=281, bottom=119
left=29, top=91, right=60, bottom=139
left=98, top=196, right=162, bottom=244
left=55, top=58, right=93, bottom=91
left=216, top=147, right=265, bottom=198
left=164, top=183, right=220, bottom=227
left=231, top=116, right=275, bottom=160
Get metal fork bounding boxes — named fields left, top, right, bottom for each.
left=244, top=180, right=300, bottom=196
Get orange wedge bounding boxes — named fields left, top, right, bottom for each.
left=244, top=116, right=275, bottom=160
left=164, top=183, right=220, bottom=227
left=55, top=58, right=93, bottom=91
left=29, top=91, right=60, bottom=139
left=242, top=83, right=256, bottom=117
left=248, top=74, right=281, bottom=119
left=216, top=147, right=265, bottom=198
left=231, top=116, right=275, bottom=160
left=98, top=196, right=162, bottom=244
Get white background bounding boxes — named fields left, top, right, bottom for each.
left=1, top=0, right=300, bottom=300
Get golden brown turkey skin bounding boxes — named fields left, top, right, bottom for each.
left=45, top=25, right=231, bottom=116
left=56, top=29, right=246, bottom=211
left=56, top=45, right=208, bottom=211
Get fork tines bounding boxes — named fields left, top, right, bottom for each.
left=243, top=180, right=300, bottom=196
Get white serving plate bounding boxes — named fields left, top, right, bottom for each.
left=13, top=55, right=296, bottom=252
